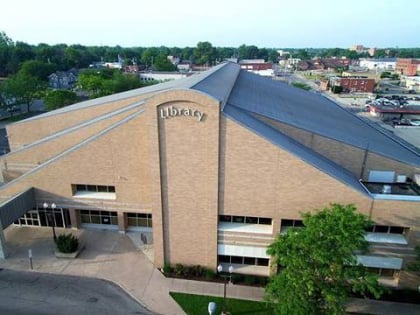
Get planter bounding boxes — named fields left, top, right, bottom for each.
left=54, top=243, right=85, bottom=259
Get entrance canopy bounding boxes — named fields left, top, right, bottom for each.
left=0, top=188, right=36, bottom=258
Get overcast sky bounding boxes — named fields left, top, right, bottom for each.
left=2, top=0, right=419, bottom=48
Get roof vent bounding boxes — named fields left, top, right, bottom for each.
left=382, top=185, right=392, bottom=194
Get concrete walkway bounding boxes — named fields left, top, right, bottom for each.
left=0, top=226, right=419, bottom=315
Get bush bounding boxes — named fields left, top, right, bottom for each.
left=56, top=233, right=79, bottom=253
left=175, top=264, right=184, bottom=276
left=244, top=275, right=256, bottom=285
left=163, top=263, right=172, bottom=274
left=204, top=268, right=216, bottom=280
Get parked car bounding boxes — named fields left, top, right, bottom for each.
left=410, top=119, right=420, bottom=126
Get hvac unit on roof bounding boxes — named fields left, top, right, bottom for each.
left=396, top=175, right=407, bottom=183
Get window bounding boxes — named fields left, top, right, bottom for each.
left=365, top=225, right=408, bottom=235
left=218, top=255, right=269, bottom=267
left=366, top=267, right=397, bottom=278
left=79, top=209, right=117, bottom=225
left=72, top=184, right=116, bottom=200
left=364, top=225, right=408, bottom=245
left=280, top=219, right=304, bottom=233
left=127, top=213, right=153, bottom=228
left=219, top=215, right=272, bottom=225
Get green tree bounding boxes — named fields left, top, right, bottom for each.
left=194, top=42, right=216, bottom=65
left=77, top=68, right=154, bottom=99
left=266, top=204, right=382, bottom=315
left=0, top=31, right=13, bottom=76
left=154, top=53, right=177, bottom=71
left=238, top=44, right=259, bottom=60
left=20, top=60, right=57, bottom=81
left=43, top=89, right=77, bottom=110
left=142, top=47, right=159, bottom=68
left=77, top=70, right=105, bottom=98
left=1, top=72, right=45, bottom=112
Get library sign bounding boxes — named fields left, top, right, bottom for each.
left=159, top=105, right=205, bottom=122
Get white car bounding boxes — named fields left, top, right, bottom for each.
left=409, top=119, right=420, bottom=126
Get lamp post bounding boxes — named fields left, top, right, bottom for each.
left=43, top=202, right=57, bottom=242
left=217, top=264, right=234, bottom=314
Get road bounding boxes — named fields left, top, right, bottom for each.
left=0, top=269, right=153, bottom=315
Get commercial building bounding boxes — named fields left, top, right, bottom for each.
left=239, top=59, right=273, bottom=76
left=0, top=63, right=419, bottom=287
left=396, top=58, right=420, bottom=76
left=327, top=76, right=376, bottom=93
left=359, top=58, right=396, bottom=71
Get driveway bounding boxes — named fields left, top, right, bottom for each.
left=0, top=269, right=153, bottom=315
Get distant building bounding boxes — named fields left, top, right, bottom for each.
left=239, top=59, right=273, bottom=76
left=48, top=70, right=78, bottom=90
left=277, top=50, right=290, bottom=57
left=368, top=103, right=420, bottom=121
left=123, top=64, right=140, bottom=73
left=349, top=45, right=375, bottom=56
left=177, top=61, right=192, bottom=72
left=359, top=58, right=397, bottom=71
left=396, top=58, right=420, bottom=76
left=401, top=76, right=420, bottom=92
left=167, top=55, right=180, bottom=65
left=328, top=76, right=376, bottom=93
left=139, top=71, right=191, bottom=82
left=297, top=58, right=349, bottom=71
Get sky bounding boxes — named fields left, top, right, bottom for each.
left=2, top=0, right=419, bottom=48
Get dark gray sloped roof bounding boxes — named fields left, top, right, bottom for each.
left=192, top=62, right=240, bottom=105
left=223, top=104, right=370, bottom=196
left=226, top=69, right=420, bottom=166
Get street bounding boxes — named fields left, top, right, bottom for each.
left=0, top=269, right=153, bottom=315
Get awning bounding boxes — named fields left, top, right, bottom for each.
left=218, top=244, right=269, bottom=258
left=356, top=255, right=403, bottom=269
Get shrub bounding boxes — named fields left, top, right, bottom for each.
left=194, top=265, right=203, bottom=277
left=175, top=264, right=184, bottom=276
left=56, top=233, right=79, bottom=253
left=204, top=268, right=216, bottom=280
left=244, top=275, right=256, bottom=285
left=163, top=263, right=172, bottom=274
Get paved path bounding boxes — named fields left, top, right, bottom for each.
left=1, top=226, right=419, bottom=315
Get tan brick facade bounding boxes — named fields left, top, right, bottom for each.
left=0, top=65, right=419, bottom=288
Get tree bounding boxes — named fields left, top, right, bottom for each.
left=266, top=204, right=383, bottom=315
left=154, top=53, right=177, bottom=71
left=43, top=89, right=77, bottom=110
left=20, top=60, right=57, bottom=81
left=194, top=41, right=216, bottom=65
left=238, top=44, right=259, bottom=60
left=141, top=47, right=159, bottom=68
left=1, top=72, right=45, bottom=112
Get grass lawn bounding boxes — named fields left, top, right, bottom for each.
left=170, top=292, right=274, bottom=315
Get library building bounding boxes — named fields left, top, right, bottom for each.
left=0, top=62, right=419, bottom=287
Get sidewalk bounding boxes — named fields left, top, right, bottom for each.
left=0, top=226, right=419, bottom=315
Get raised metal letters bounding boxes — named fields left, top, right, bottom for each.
left=160, top=105, right=205, bottom=122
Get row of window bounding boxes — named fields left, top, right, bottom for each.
left=366, top=267, right=398, bottom=278
left=73, top=184, right=115, bottom=194
left=219, top=215, right=272, bottom=225
left=80, top=210, right=118, bottom=225
left=79, top=210, right=153, bottom=227
left=366, top=225, right=407, bottom=234
left=279, top=220, right=408, bottom=235
left=127, top=213, right=153, bottom=228
left=218, top=255, right=269, bottom=267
